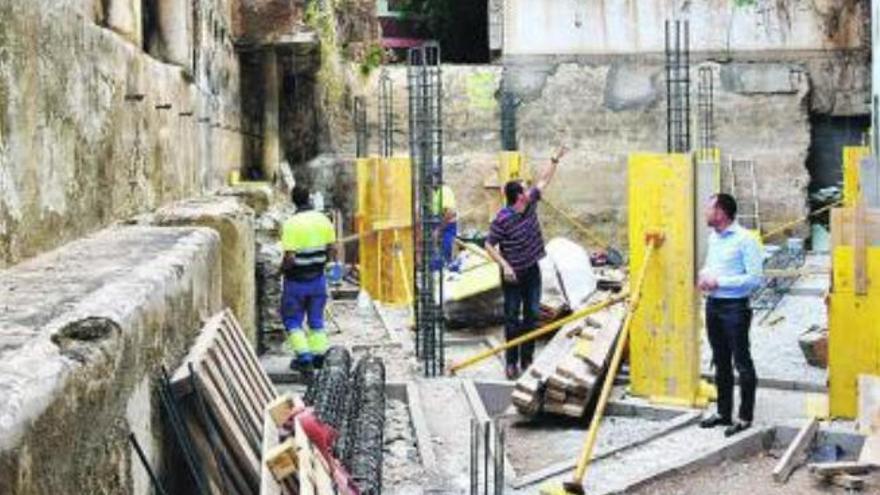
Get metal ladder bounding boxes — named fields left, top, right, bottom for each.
left=725, top=158, right=762, bottom=232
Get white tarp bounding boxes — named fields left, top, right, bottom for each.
left=541, top=237, right=597, bottom=309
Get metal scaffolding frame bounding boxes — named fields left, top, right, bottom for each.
left=354, top=95, right=368, bottom=158
left=407, top=42, right=446, bottom=377
left=666, top=19, right=691, bottom=154
left=697, top=66, right=714, bottom=160
left=378, top=69, right=395, bottom=157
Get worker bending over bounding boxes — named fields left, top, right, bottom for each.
left=486, top=146, right=568, bottom=380
left=698, top=193, right=763, bottom=437
left=281, top=185, right=337, bottom=371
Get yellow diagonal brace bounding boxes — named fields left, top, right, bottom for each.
left=570, top=238, right=658, bottom=487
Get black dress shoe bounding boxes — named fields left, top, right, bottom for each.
left=724, top=421, right=751, bottom=437
left=699, top=414, right=732, bottom=429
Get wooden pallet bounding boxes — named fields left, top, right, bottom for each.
left=172, top=308, right=280, bottom=494
left=512, top=291, right=627, bottom=418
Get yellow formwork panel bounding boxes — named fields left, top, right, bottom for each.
left=843, top=146, right=870, bottom=207
left=828, top=245, right=880, bottom=418
left=484, top=152, right=532, bottom=222
left=628, top=153, right=702, bottom=406
left=356, top=157, right=414, bottom=306
left=499, top=151, right=531, bottom=184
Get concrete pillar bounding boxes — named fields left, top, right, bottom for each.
left=157, top=0, right=192, bottom=69
left=106, top=0, right=142, bottom=46
left=261, top=50, right=281, bottom=182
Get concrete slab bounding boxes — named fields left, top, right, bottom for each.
left=0, top=226, right=222, bottom=494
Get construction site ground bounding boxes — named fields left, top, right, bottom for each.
left=259, top=254, right=848, bottom=494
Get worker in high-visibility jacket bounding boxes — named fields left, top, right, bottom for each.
left=280, top=185, right=337, bottom=371
left=431, top=184, right=458, bottom=271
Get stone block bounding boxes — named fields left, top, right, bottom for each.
left=218, top=183, right=275, bottom=214
left=152, top=196, right=257, bottom=346
left=720, top=63, right=802, bottom=95
left=105, top=0, right=142, bottom=46
left=604, top=63, right=660, bottom=111
left=799, top=325, right=829, bottom=368
left=0, top=226, right=221, bottom=494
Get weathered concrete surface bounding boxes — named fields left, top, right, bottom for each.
left=0, top=226, right=221, bottom=494
left=152, top=196, right=257, bottom=345
left=503, top=0, right=866, bottom=55
left=0, top=0, right=243, bottom=269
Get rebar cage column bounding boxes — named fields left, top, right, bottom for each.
left=378, top=69, right=394, bottom=157
left=697, top=66, right=714, bottom=160
left=407, top=43, right=446, bottom=377
left=666, top=19, right=690, bottom=154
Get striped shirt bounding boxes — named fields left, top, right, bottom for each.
left=486, top=188, right=546, bottom=274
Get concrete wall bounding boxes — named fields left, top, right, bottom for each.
left=503, top=0, right=866, bottom=55
left=0, top=0, right=244, bottom=269
left=0, top=226, right=222, bottom=494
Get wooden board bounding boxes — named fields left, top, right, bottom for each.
left=294, top=418, right=337, bottom=495
left=831, top=207, right=880, bottom=251
left=858, top=374, right=880, bottom=434
left=772, top=417, right=818, bottom=483
left=171, top=309, right=280, bottom=492
left=808, top=461, right=879, bottom=476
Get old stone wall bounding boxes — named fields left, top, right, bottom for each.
left=342, top=59, right=822, bottom=247
left=0, top=226, right=222, bottom=495
left=0, top=0, right=244, bottom=269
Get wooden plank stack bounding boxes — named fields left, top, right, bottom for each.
left=512, top=291, right=627, bottom=417
left=171, top=308, right=279, bottom=494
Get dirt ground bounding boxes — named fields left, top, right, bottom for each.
left=628, top=451, right=880, bottom=495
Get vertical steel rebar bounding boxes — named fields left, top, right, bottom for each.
left=495, top=424, right=505, bottom=495
left=355, top=96, right=367, bottom=158
left=666, top=19, right=691, bottom=154
left=129, top=433, right=171, bottom=495
left=470, top=419, right=478, bottom=495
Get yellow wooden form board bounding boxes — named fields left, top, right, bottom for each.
left=829, top=246, right=880, bottom=418
left=843, top=146, right=870, bottom=207
left=628, top=153, right=702, bottom=406
left=356, top=157, right=414, bottom=305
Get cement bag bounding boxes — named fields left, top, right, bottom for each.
left=544, top=237, right=597, bottom=308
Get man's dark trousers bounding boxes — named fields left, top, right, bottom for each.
left=706, top=297, right=757, bottom=422
left=502, top=264, right=541, bottom=368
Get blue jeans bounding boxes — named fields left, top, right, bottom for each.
left=431, top=222, right=458, bottom=271
left=280, top=275, right=328, bottom=331
left=502, top=264, right=541, bottom=367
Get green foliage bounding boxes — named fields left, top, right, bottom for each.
left=359, top=43, right=384, bottom=77
left=734, top=0, right=757, bottom=7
